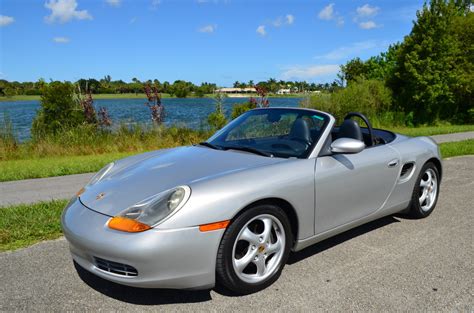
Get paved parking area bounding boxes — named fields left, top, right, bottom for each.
left=0, top=156, right=472, bottom=311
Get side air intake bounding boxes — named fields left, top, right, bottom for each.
left=400, top=162, right=414, bottom=179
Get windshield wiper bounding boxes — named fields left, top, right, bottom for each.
left=197, top=142, right=223, bottom=150
left=222, top=145, right=273, bottom=157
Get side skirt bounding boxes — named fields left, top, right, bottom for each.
left=292, top=201, right=409, bottom=252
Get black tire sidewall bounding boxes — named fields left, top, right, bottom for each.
left=216, top=204, right=292, bottom=294
left=410, top=162, right=440, bottom=218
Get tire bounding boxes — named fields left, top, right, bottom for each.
left=409, top=162, right=440, bottom=218
left=216, top=204, right=292, bottom=294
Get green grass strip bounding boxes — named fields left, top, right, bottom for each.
left=0, top=200, right=68, bottom=252
left=388, top=125, right=474, bottom=137
left=439, top=139, right=474, bottom=158
left=0, top=152, right=135, bottom=182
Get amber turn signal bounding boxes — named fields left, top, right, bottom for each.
left=76, top=187, right=85, bottom=197
left=199, top=220, right=230, bottom=232
left=108, top=216, right=151, bottom=232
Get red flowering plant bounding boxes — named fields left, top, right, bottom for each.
left=255, top=85, right=269, bottom=108
left=144, top=83, right=164, bottom=124
left=98, top=107, right=112, bottom=127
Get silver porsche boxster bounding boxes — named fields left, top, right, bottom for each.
left=62, top=108, right=442, bottom=294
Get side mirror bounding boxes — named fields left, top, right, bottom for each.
left=331, top=138, right=365, bottom=154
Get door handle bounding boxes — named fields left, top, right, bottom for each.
left=388, top=159, right=399, bottom=167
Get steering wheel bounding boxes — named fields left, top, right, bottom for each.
left=343, top=112, right=375, bottom=146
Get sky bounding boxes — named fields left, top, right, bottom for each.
left=0, top=0, right=424, bottom=86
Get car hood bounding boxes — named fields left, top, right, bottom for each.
left=80, top=146, right=284, bottom=216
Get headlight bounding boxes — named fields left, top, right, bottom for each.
left=108, top=186, right=191, bottom=232
left=75, top=162, right=115, bottom=198
left=88, top=162, right=114, bottom=186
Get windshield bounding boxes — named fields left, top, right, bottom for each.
left=206, top=108, right=329, bottom=158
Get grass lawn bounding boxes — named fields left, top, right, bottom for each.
left=0, top=200, right=68, bottom=252
left=439, top=139, right=474, bottom=158
left=387, top=124, right=474, bottom=136
left=0, top=152, right=135, bottom=182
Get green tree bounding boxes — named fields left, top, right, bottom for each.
left=32, top=81, right=86, bottom=137
left=390, top=0, right=472, bottom=124
left=170, top=80, right=191, bottom=98
left=339, top=58, right=368, bottom=85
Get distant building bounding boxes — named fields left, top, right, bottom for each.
left=215, top=87, right=256, bottom=94
left=276, top=88, right=291, bottom=95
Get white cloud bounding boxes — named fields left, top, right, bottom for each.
left=318, top=3, right=343, bottom=26
left=318, top=3, right=334, bottom=20
left=286, top=14, right=294, bottom=25
left=256, top=25, right=266, bottom=36
left=359, top=21, right=377, bottom=29
left=356, top=4, right=379, bottom=17
left=281, top=64, right=340, bottom=80
left=106, top=0, right=121, bottom=7
left=0, top=15, right=15, bottom=27
left=198, top=24, right=216, bottom=33
left=314, top=40, right=380, bottom=60
left=44, top=0, right=92, bottom=23
left=53, top=36, right=70, bottom=43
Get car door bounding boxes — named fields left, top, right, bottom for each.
left=314, top=144, right=400, bottom=234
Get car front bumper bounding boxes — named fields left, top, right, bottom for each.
left=61, top=198, right=224, bottom=289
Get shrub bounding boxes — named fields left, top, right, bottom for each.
left=0, top=114, right=17, bottom=158
left=32, top=81, right=86, bottom=138
left=208, top=93, right=228, bottom=130
left=308, top=79, right=397, bottom=126
left=231, top=100, right=257, bottom=120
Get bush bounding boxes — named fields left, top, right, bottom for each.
left=0, top=114, right=17, bottom=158
left=32, top=82, right=86, bottom=138
left=231, top=101, right=257, bottom=120
left=208, top=93, right=228, bottom=130
left=308, top=79, right=399, bottom=126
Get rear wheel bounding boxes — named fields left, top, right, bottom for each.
left=409, top=162, right=440, bottom=218
left=216, top=205, right=292, bottom=294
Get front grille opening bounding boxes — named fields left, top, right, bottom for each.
left=400, top=163, right=414, bottom=178
left=94, top=257, right=138, bottom=277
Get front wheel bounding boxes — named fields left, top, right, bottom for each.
left=216, top=205, right=292, bottom=294
left=409, top=162, right=440, bottom=218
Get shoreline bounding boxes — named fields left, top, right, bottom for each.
left=0, top=93, right=305, bottom=102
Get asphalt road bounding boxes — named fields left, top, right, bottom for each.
left=0, top=156, right=472, bottom=311
left=1, top=131, right=473, bottom=207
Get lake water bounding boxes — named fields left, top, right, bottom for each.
left=0, top=97, right=302, bottom=141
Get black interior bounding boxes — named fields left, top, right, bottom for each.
left=338, top=119, right=363, bottom=141
left=318, top=112, right=396, bottom=157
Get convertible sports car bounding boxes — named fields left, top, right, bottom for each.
left=62, top=108, right=442, bottom=294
